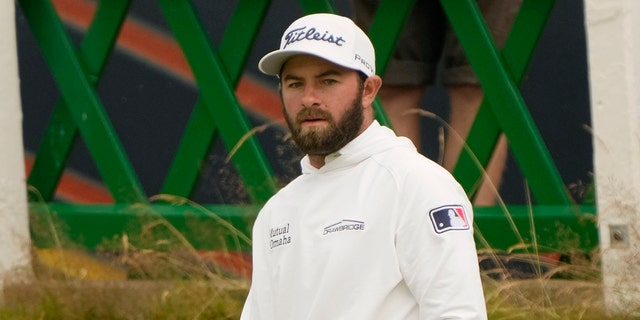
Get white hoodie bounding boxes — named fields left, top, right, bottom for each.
left=241, top=121, right=487, bottom=320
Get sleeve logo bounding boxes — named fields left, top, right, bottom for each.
left=429, top=205, right=470, bottom=234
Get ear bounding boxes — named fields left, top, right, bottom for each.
left=362, top=75, right=382, bottom=107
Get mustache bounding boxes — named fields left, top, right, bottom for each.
left=295, top=107, right=333, bottom=123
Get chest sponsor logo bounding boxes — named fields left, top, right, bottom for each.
left=269, top=223, right=292, bottom=249
left=429, top=205, right=470, bottom=234
left=323, top=219, right=365, bottom=235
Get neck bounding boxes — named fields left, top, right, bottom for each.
left=308, top=155, right=325, bottom=168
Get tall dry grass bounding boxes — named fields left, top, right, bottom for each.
left=8, top=197, right=633, bottom=320
left=9, top=196, right=251, bottom=320
left=11, top=116, right=637, bottom=319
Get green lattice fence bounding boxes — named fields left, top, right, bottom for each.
left=20, top=0, right=597, bottom=253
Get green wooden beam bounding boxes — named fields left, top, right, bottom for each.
left=161, top=0, right=273, bottom=199
left=20, top=0, right=146, bottom=203
left=158, top=0, right=278, bottom=203
left=474, top=205, right=597, bottom=253
left=29, top=203, right=259, bottom=251
left=441, top=0, right=571, bottom=205
left=30, top=203, right=597, bottom=253
left=28, top=1, right=134, bottom=202
left=453, top=0, right=557, bottom=200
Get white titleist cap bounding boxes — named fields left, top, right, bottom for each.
left=259, top=13, right=376, bottom=77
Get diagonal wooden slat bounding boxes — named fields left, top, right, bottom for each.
left=18, top=0, right=594, bottom=255
left=365, top=0, right=415, bottom=128
left=366, top=0, right=416, bottom=77
left=20, top=0, right=146, bottom=203
left=157, top=0, right=278, bottom=203
left=453, top=0, right=558, bottom=200
left=161, top=0, right=273, bottom=199
left=27, top=0, right=132, bottom=203
left=441, top=0, right=571, bottom=205
left=297, top=0, right=335, bottom=13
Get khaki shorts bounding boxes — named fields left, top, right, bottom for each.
left=352, top=0, right=522, bottom=86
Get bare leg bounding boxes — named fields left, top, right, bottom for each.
left=377, top=85, right=425, bottom=148
left=445, top=85, right=508, bottom=206
left=474, top=134, right=508, bottom=206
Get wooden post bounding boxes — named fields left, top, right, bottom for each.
left=585, top=0, right=640, bottom=315
left=0, top=2, right=33, bottom=298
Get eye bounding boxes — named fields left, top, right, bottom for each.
left=322, top=78, right=338, bottom=85
left=286, top=81, right=303, bottom=88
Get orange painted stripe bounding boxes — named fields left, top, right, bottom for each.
left=199, top=251, right=252, bottom=278
left=28, top=0, right=281, bottom=275
left=32, top=0, right=284, bottom=204
left=51, top=0, right=96, bottom=28
left=24, top=153, right=113, bottom=203
left=52, top=0, right=284, bottom=123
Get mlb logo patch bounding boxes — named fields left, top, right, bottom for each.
left=429, top=205, right=470, bottom=234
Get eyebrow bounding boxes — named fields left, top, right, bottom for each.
left=281, top=73, right=302, bottom=82
left=281, top=68, right=345, bottom=82
left=316, top=69, right=344, bottom=78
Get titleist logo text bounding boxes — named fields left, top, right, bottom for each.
left=283, top=26, right=346, bottom=49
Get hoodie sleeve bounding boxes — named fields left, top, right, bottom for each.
left=394, top=165, right=487, bottom=320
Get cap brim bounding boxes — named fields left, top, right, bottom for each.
left=258, top=50, right=304, bottom=76
left=258, top=48, right=355, bottom=76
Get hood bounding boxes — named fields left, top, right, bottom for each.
left=300, top=121, right=415, bottom=174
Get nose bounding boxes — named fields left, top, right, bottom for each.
left=301, top=83, right=321, bottom=108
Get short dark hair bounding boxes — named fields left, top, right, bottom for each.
left=357, top=71, right=367, bottom=91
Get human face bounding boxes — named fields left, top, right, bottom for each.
left=280, top=55, right=366, bottom=156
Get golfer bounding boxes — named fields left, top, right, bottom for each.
left=241, top=13, right=487, bottom=320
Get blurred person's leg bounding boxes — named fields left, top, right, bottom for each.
left=351, top=0, right=446, bottom=149
left=444, top=85, right=508, bottom=206
left=354, top=0, right=521, bottom=205
left=376, top=85, right=424, bottom=146
left=442, top=0, right=521, bottom=205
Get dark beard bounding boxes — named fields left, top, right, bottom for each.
left=284, top=91, right=364, bottom=156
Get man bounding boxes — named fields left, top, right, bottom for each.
left=241, top=13, right=486, bottom=320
